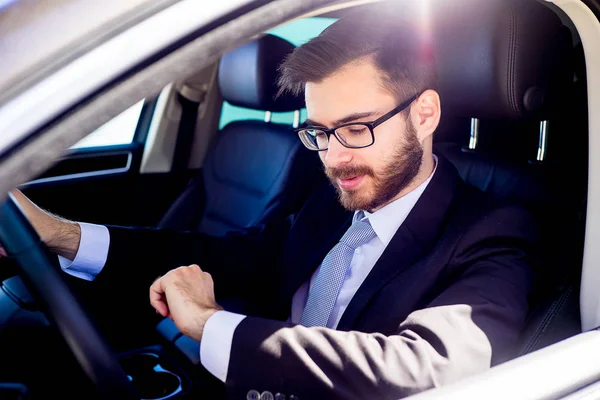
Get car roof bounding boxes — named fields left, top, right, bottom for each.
left=0, top=0, right=170, bottom=104
left=0, top=0, right=260, bottom=157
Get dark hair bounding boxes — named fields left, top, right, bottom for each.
left=277, top=5, right=436, bottom=103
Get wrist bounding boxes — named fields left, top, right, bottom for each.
left=185, top=306, right=223, bottom=342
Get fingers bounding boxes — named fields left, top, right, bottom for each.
left=149, top=276, right=170, bottom=317
left=189, top=264, right=211, bottom=278
left=189, top=264, right=201, bottom=272
left=149, top=264, right=211, bottom=318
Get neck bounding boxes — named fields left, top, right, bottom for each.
left=368, top=154, right=436, bottom=213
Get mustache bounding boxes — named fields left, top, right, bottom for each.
left=325, top=164, right=375, bottom=180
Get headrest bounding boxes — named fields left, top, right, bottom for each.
left=432, top=0, right=573, bottom=120
left=218, top=34, right=304, bottom=112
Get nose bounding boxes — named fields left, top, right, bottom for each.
left=323, top=134, right=353, bottom=168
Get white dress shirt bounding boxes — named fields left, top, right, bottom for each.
left=60, top=157, right=436, bottom=383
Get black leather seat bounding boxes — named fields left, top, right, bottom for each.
left=156, top=34, right=326, bottom=359
left=159, top=34, right=324, bottom=236
left=429, top=0, right=586, bottom=356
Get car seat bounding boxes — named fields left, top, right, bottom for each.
left=429, top=0, right=586, bottom=358
left=158, top=34, right=325, bottom=236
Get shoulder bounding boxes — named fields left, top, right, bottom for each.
left=448, top=182, right=540, bottom=252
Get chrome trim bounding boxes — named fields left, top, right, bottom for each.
left=536, top=120, right=549, bottom=162
left=22, top=152, right=132, bottom=186
left=468, top=118, right=479, bottom=150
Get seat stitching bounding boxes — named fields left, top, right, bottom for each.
left=523, top=285, right=573, bottom=354
left=507, top=8, right=519, bottom=117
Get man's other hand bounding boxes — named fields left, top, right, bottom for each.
left=0, top=189, right=81, bottom=260
left=149, top=264, right=223, bottom=342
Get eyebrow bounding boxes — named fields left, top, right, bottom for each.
left=304, top=111, right=380, bottom=128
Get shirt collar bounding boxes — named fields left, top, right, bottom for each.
left=354, top=155, right=438, bottom=247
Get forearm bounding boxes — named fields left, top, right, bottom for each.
left=223, top=216, right=535, bottom=399
left=9, top=189, right=81, bottom=260
left=45, top=218, right=81, bottom=260
left=226, top=307, right=491, bottom=400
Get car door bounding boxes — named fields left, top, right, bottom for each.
left=18, top=99, right=155, bottom=227
left=17, top=15, right=337, bottom=230
left=18, top=96, right=196, bottom=228
left=1, top=0, right=600, bottom=399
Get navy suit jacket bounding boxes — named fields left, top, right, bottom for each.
left=87, top=156, right=537, bottom=399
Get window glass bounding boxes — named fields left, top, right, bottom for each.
left=218, top=18, right=336, bottom=129
left=268, top=17, right=336, bottom=46
left=70, top=100, right=145, bottom=149
left=218, top=103, right=265, bottom=129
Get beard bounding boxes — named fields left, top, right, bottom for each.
left=325, top=121, right=423, bottom=212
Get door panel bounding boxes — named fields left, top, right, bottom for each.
left=18, top=97, right=194, bottom=228
left=21, top=170, right=195, bottom=228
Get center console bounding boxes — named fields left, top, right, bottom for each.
left=118, top=347, right=191, bottom=400
left=1, top=275, right=219, bottom=399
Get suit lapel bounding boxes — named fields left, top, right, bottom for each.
left=336, top=156, right=462, bottom=330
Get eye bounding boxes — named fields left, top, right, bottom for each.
left=346, top=125, right=369, bottom=135
left=309, top=129, right=326, bottom=138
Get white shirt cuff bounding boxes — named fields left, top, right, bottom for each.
left=58, top=222, right=110, bottom=281
left=200, top=310, right=247, bottom=382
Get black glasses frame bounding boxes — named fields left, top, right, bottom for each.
left=295, top=94, right=419, bottom=151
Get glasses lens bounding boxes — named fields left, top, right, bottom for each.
left=298, top=128, right=328, bottom=150
left=335, top=124, right=373, bottom=148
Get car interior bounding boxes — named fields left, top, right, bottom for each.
left=0, top=0, right=591, bottom=398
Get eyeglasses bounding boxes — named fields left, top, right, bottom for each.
left=295, top=94, right=418, bottom=151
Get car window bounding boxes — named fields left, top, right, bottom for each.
left=70, top=100, right=145, bottom=149
left=218, top=17, right=336, bottom=129
left=71, top=18, right=336, bottom=148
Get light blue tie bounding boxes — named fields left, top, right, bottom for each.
left=299, top=213, right=376, bottom=327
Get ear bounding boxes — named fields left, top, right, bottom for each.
left=410, top=89, right=441, bottom=141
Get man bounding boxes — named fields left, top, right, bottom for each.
left=8, top=7, right=537, bottom=400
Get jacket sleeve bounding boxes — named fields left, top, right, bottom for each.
left=223, top=206, right=537, bottom=400
left=66, top=216, right=294, bottom=315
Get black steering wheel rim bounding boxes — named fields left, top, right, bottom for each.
left=0, top=193, right=138, bottom=399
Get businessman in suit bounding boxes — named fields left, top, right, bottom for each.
left=9, top=7, right=537, bottom=400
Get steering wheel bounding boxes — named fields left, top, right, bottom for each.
left=0, top=193, right=139, bottom=399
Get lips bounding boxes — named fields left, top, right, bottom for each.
left=338, top=175, right=365, bottom=190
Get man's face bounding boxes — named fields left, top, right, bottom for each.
left=305, top=60, right=424, bottom=212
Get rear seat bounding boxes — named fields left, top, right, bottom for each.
left=429, top=0, right=586, bottom=356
